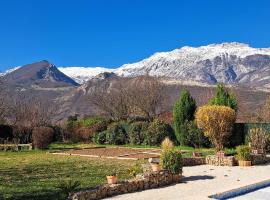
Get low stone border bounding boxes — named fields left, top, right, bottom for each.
left=206, top=155, right=236, bottom=166
left=251, top=154, right=270, bottom=165
left=69, top=171, right=181, bottom=200
left=182, top=157, right=206, bottom=166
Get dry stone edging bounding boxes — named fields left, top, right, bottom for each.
left=69, top=170, right=182, bottom=200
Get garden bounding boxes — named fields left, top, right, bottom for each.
left=0, top=82, right=270, bottom=200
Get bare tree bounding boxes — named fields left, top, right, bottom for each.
left=0, top=79, right=9, bottom=124
left=129, top=76, right=166, bottom=120
left=88, top=76, right=166, bottom=121
left=89, top=78, right=130, bottom=120
left=11, top=93, right=54, bottom=128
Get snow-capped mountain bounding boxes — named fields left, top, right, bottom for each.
left=58, top=42, right=270, bottom=91
left=0, top=66, right=20, bottom=76
left=115, top=42, right=270, bottom=90
left=58, top=67, right=113, bottom=84
left=1, top=42, right=270, bottom=91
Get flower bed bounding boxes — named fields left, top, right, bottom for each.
left=69, top=170, right=181, bottom=200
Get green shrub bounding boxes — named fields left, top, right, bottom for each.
left=128, top=121, right=149, bottom=145
left=161, top=149, right=183, bottom=174
left=143, top=119, right=175, bottom=146
left=56, top=180, right=80, bottom=199
left=77, top=117, right=110, bottom=127
left=106, top=123, right=128, bottom=145
left=92, top=131, right=107, bottom=144
left=185, top=121, right=210, bottom=148
left=127, top=162, right=143, bottom=177
left=236, top=145, right=251, bottom=161
left=173, top=89, right=197, bottom=145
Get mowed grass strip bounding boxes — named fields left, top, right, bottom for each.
left=0, top=151, right=134, bottom=200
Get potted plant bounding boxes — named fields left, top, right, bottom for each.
left=236, top=145, right=252, bottom=167
left=151, top=162, right=161, bottom=172
left=161, top=149, right=183, bottom=182
left=106, top=172, right=118, bottom=184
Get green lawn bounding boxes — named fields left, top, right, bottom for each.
left=0, top=150, right=134, bottom=200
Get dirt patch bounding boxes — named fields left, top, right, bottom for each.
left=57, top=147, right=161, bottom=160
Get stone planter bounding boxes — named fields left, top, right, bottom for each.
left=238, top=160, right=252, bottom=167
left=172, top=174, right=181, bottom=182
left=216, top=151, right=226, bottom=158
left=107, top=176, right=118, bottom=184
left=251, top=149, right=264, bottom=155
left=151, top=163, right=161, bottom=172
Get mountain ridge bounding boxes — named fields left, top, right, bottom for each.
left=1, top=42, right=270, bottom=91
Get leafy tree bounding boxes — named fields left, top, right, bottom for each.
left=196, top=105, right=236, bottom=151
left=173, top=89, right=196, bottom=145
left=209, top=83, right=237, bottom=111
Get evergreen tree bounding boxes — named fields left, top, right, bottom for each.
left=173, top=89, right=197, bottom=145
left=209, top=83, right=237, bottom=111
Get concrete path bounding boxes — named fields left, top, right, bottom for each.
left=106, top=164, right=270, bottom=200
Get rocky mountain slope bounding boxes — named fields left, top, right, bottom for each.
left=2, top=43, right=270, bottom=91
left=3, top=60, right=79, bottom=89
left=115, top=42, right=270, bottom=91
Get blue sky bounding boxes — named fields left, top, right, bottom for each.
left=0, top=0, right=270, bottom=71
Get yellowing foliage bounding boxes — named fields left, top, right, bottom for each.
left=195, top=105, right=236, bottom=151
left=161, top=137, right=174, bottom=152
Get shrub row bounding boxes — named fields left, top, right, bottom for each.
left=92, top=119, right=175, bottom=146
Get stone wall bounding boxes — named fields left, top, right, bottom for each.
left=206, top=155, right=236, bottom=166
left=182, top=157, right=206, bottom=166
left=251, top=154, right=270, bottom=165
left=69, top=171, right=181, bottom=200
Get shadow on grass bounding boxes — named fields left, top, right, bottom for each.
left=3, top=189, right=75, bottom=200
left=182, top=175, right=215, bottom=182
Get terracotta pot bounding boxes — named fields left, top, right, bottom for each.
left=151, top=163, right=161, bottom=172
left=238, top=160, right=252, bottom=167
left=107, top=175, right=118, bottom=184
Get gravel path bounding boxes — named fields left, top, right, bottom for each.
left=107, top=164, right=270, bottom=200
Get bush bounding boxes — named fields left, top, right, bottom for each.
left=32, top=126, right=54, bottom=149
left=236, top=145, right=251, bottom=161
left=247, top=128, right=269, bottom=152
left=161, top=149, right=183, bottom=174
left=74, top=122, right=107, bottom=142
left=173, top=89, right=197, bottom=145
left=196, top=105, right=236, bottom=151
left=161, top=137, right=174, bottom=152
left=128, top=121, right=149, bottom=145
left=77, top=117, right=110, bottom=127
left=127, top=162, right=143, bottom=177
left=92, top=131, right=107, bottom=144
left=106, top=123, right=128, bottom=145
left=185, top=121, right=210, bottom=148
left=143, top=119, right=175, bottom=146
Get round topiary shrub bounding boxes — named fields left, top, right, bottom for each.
left=106, top=123, right=128, bottom=145
left=143, top=119, right=175, bottom=146
left=128, top=121, right=149, bottom=145
left=92, top=131, right=107, bottom=144
left=32, top=126, right=54, bottom=149
left=161, top=149, right=183, bottom=174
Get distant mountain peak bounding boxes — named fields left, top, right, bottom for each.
left=3, top=60, right=79, bottom=88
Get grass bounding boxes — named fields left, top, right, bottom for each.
left=0, top=150, right=134, bottom=200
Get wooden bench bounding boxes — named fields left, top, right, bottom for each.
left=0, top=143, right=32, bottom=151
